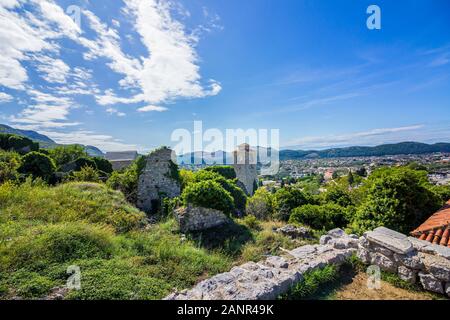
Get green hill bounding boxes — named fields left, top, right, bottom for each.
left=0, top=124, right=104, bottom=157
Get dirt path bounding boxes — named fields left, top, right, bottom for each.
left=333, top=272, right=433, bottom=300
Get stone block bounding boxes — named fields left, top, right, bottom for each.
left=397, top=266, right=417, bottom=284
left=366, top=227, right=413, bottom=254
left=419, top=252, right=450, bottom=282
left=418, top=272, right=444, bottom=294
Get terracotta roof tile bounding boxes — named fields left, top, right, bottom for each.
left=411, top=200, right=450, bottom=247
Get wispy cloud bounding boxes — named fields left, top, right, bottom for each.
left=283, top=125, right=432, bottom=149
left=0, top=92, right=12, bottom=103
left=137, top=105, right=168, bottom=112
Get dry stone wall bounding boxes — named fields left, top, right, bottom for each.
left=174, top=206, right=229, bottom=233
left=358, top=226, right=450, bottom=296
left=137, top=147, right=180, bottom=213
left=165, top=228, right=358, bottom=300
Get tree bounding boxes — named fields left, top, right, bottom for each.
left=92, top=157, right=113, bottom=174
left=0, top=134, right=38, bottom=154
left=322, top=186, right=353, bottom=207
left=204, top=165, right=236, bottom=179
left=18, top=152, right=56, bottom=180
left=48, top=145, right=87, bottom=167
left=0, top=150, right=21, bottom=183
left=347, top=170, right=354, bottom=185
left=351, top=167, right=443, bottom=234
left=68, top=165, right=101, bottom=182
left=355, top=167, right=367, bottom=177
left=273, top=186, right=309, bottom=221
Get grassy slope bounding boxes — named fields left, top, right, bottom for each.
left=0, top=181, right=304, bottom=300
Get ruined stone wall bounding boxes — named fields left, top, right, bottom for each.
left=165, top=229, right=358, bottom=300
left=358, top=227, right=450, bottom=296
left=136, top=147, right=180, bottom=213
left=174, top=206, right=229, bottom=233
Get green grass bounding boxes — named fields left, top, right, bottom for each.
left=0, top=181, right=305, bottom=300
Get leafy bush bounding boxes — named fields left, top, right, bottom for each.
left=0, top=150, right=21, bottom=183
left=92, top=157, right=113, bottom=174
left=273, top=186, right=310, bottom=221
left=48, top=145, right=87, bottom=167
left=0, top=133, right=39, bottom=154
left=182, top=180, right=234, bottom=215
left=68, top=165, right=101, bottom=182
left=289, top=203, right=348, bottom=230
left=18, top=151, right=56, bottom=180
left=322, top=186, right=353, bottom=207
left=246, top=188, right=275, bottom=220
left=192, top=169, right=247, bottom=213
left=204, top=165, right=236, bottom=179
left=350, top=167, right=443, bottom=234
left=241, top=215, right=261, bottom=230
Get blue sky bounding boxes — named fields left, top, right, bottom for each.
left=0, top=0, right=449, bottom=152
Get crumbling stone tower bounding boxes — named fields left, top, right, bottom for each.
left=233, top=143, right=258, bottom=196
left=137, top=147, right=181, bottom=213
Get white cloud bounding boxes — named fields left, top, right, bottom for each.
left=35, top=55, right=70, bottom=83
left=0, top=92, right=12, bottom=103
left=137, top=105, right=168, bottom=112
left=106, top=107, right=126, bottom=117
left=10, top=88, right=79, bottom=129
left=89, top=0, right=221, bottom=106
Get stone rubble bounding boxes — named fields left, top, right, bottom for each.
left=165, top=228, right=357, bottom=300
left=275, top=225, right=312, bottom=239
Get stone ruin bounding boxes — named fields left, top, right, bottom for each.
left=232, top=143, right=258, bottom=196
left=165, top=227, right=450, bottom=300
left=136, top=147, right=181, bottom=213
left=357, top=226, right=450, bottom=295
left=174, top=205, right=229, bottom=233
left=165, top=228, right=358, bottom=300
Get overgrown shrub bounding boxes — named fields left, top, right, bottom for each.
left=68, top=165, right=101, bottom=182
left=182, top=180, right=234, bottom=215
left=289, top=203, right=348, bottom=230
left=0, top=150, right=21, bottom=183
left=18, top=151, right=56, bottom=180
left=246, top=188, right=274, bottom=220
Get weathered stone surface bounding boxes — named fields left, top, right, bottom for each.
left=366, top=227, right=413, bottom=254
left=276, top=225, right=312, bottom=239
left=265, top=256, right=288, bottom=269
left=419, top=252, right=450, bottom=282
left=418, top=242, right=450, bottom=260
left=393, top=253, right=424, bottom=270
left=137, top=147, right=180, bottom=213
left=328, top=228, right=346, bottom=238
left=373, top=244, right=394, bottom=257
left=320, top=235, right=332, bottom=245
left=174, top=206, right=229, bottom=232
left=232, top=144, right=257, bottom=196
left=370, top=252, right=397, bottom=273
left=445, top=282, right=450, bottom=297
left=418, top=272, right=444, bottom=294
left=397, top=266, right=417, bottom=284
left=357, top=246, right=371, bottom=264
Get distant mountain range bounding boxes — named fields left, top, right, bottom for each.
left=0, top=124, right=104, bottom=157
left=179, top=142, right=450, bottom=164
left=279, top=142, right=450, bottom=160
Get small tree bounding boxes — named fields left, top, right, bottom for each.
left=18, top=152, right=56, bottom=180
left=0, top=150, right=21, bottom=183
left=92, top=157, right=113, bottom=174
left=246, top=188, right=274, bottom=220
left=48, top=145, right=87, bottom=167
left=289, top=203, right=348, bottom=230
left=273, top=186, right=309, bottom=221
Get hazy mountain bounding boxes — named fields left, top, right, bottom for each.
left=280, top=142, right=450, bottom=160
left=0, top=124, right=104, bottom=157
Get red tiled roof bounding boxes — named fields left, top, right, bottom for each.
left=410, top=200, right=450, bottom=247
